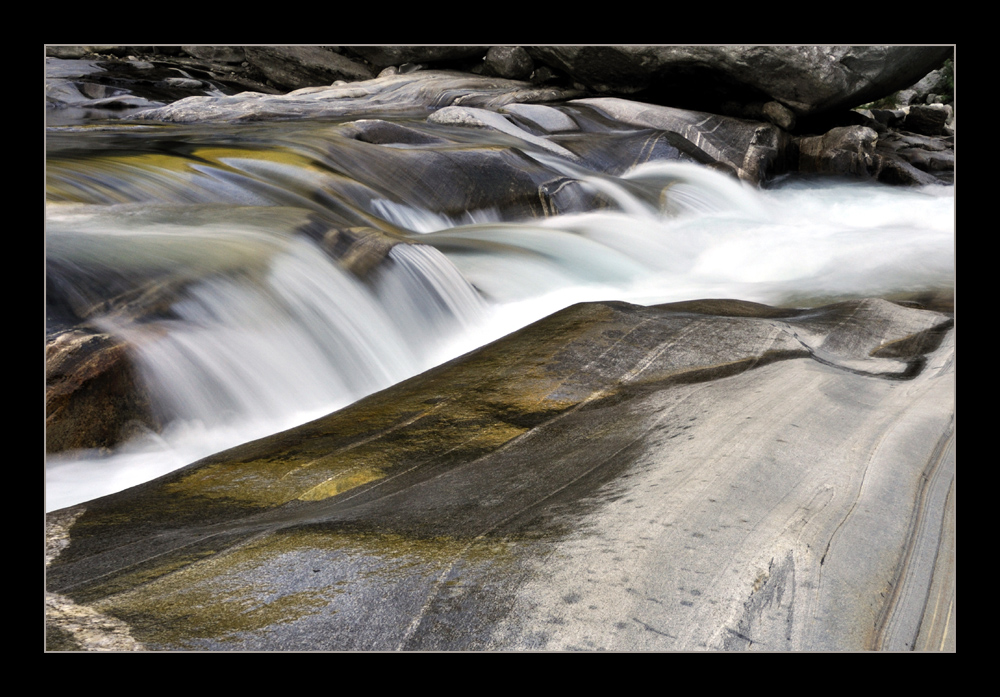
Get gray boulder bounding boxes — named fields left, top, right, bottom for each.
left=343, top=46, right=487, bottom=69
left=484, top=46, right=534, bottom=80
left=180, top=46, right=247, bottom=65
left=796, top=125, right=879, bottom=178
left=242, top=46, right=376, bottom=90
left=528, top=46, right=953, bottom=118
left=903, top=103, right=953, bottom=136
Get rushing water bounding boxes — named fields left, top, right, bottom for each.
left=45, top=113, right=955, bottom=512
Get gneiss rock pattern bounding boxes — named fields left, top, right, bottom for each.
left=46, top=298, right=955, bottom=651
left=118, top=68, right=951, bottom=186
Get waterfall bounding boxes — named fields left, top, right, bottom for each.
left=45, top=119, right=954, bottom=511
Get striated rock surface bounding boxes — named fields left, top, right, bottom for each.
left=45, top=331, right=160, bottom=453
left=46, top=297, right=955, bottom=651
left=125, top=70, right=584, bottom=124
left=572, top=97, right=791, bottom=184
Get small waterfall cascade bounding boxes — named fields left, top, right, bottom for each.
left=45, top=117, right=954, bottom=511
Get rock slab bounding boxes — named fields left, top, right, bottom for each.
left=46, top=298, right=955, bottom=651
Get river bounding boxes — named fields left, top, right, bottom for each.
left=44, top=112, right=955, bottom=512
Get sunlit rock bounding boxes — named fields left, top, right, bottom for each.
left=46, top=298, right=954, bottom=651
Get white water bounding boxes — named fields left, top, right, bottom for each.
left=45, top=159, right=955, bottom=512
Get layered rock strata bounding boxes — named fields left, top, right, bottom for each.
left=46, top=298, right=955, bottom=651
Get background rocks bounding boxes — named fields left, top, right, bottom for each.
left=46, top=45, right=954, bottom=186
left=524, top=46, right=953, bottom=118
left=242, top=46, right=376, bottom=90
left=46, top=45, right=954, bottom=125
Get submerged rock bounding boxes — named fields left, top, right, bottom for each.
left=46, top=297, right=955, bottom=651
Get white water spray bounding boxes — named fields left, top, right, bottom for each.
left=46, top=139, right=954, bottom=512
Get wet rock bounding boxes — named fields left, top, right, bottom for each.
left=45, top=330, right=160, bottom=454
left=317, top=225, right=405, bottom=277
left=314, top=119, right=609, bottom=218
left=763, top=100, right=796, bottom=130
left=48, top=46, right=952, bottom=128
left=47, top=55, right=952, bottom=186
left=339, top=118, right=451, bottom=146
left=572, top=97, right=791, bottom=184
left=125, top=71, right=583, bottom=124
left=427, top=105, right=580, bottom=159
left=44, top=56, right=256, bottom=121
left=501, top=103, right=579, bottom=133
left=47, top=298, right=955, bottom=651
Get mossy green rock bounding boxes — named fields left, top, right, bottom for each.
left=46, top=298, right=955, bottom=651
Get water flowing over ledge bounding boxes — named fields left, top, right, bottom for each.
left=46, top=110, right=954, bottom=512
left=45, top=51, right=956, bottom=653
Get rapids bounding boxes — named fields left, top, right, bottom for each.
left=44, top=116, right=955, bottom=512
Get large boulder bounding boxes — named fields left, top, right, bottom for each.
left=483, top=46, right=535, bottom=80
left=527, top=46, right=953, bottom=119
left=241, top=46, right=376, bottom=90
left=341, top=46, right=487, bottom=70
left=47, top=297, right=955, bottom=651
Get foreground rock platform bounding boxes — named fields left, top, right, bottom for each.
left=46, top=297, right=955, bottom=651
